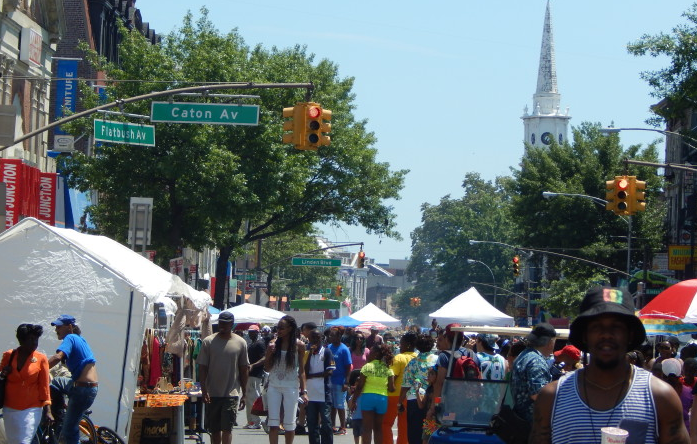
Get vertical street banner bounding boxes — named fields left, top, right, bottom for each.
left=0, top=159, right=24, bottom=229
left=54, top=59, right=78, bottom=151
left=37, top=172, right=57, bottom=226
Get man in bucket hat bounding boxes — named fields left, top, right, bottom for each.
left=531, top=287, right=689, bottom=443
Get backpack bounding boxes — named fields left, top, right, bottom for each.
left=450, top=352, right=481, bottom=379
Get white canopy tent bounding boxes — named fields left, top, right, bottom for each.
left=429, top=287, right=514, bottom=327
left=350, top=302, right=401, bottom=327
left=0, top=218, right=211, bottom=440
left=218, top=303, right=286, bottom=324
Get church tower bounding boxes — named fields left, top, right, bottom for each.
left=522, top=0, right=571, bottom=147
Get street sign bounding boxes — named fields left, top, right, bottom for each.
left=93, top=119, right=155, bottom=146
left=237, top=274, right=257, bottom=280
left=150, top=102, right=260, bottom=126
left=291, top=257, right=342, bottom=267
left=249, top=281, right=267, bottom=289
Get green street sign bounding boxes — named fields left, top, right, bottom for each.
left=291, top=257, right=341, bottom=267
left=94, top=119, right=155, bottom=146
left=150, top=102, right=259, bottom=126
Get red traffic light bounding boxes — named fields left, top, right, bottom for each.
left=512, top=256, right=519, bottom=264
left=308, top=106, right=322, bottom=119
left=617, top=178, right=629, bottom=190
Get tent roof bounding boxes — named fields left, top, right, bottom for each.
left=0, top=218, right=211, bottom=312
left=429, top=287, right=514, bottom=327
left=326, top=315, right=361, bottom=327
left=351, top=303, right=401, bottom=327
left=219, top=303, right=286, bottom=324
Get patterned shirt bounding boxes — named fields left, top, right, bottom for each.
left=402, top=352, right=437, bottom=400
left=510, top=347, right=551, bottom=421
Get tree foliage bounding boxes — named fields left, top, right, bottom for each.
left=628, top=4, right=697, bottom=125
left=404, top=173, right=518, bottom=319
left=60, top=10, right=406, bottom=307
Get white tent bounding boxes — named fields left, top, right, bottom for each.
left=0, top=218, right=211, bottom=440
left=218, top=303, right=286, bottom=324
left=351, top=302, right=401, bottom=327
left=429, top=287, right=514, bottom=327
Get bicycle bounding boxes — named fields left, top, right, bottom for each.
left=32, top=410, right=97, bottom=444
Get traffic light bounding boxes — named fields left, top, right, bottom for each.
left=629, top=177, right=646, bottom=214
left=282, top=103, right=306, bottom=148
left=605, top=176, right=630, bottom=216
left=512, top=256, right=520, bottom=277
left=305, top=102, right=332, bottom=150
left=336, top=285, right=343, bottom=298
left=357, top=251, right=366, bottom=268
left=414, top=297, right=421, bottom=307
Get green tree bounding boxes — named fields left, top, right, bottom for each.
left=404, top=173, right=518, bottom=318
left=511, top=123, right=665, bottom=311
left=627, top=4, right=697, bottom=125
left=61, top=10, right=406, bottom=308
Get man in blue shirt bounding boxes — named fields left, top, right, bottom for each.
left=510, top=322, right=556, bottom=422
left=48, top=315, right=99, bottom=444
left=327, top=327, right=351, bottom=435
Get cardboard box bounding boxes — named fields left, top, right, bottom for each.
left=128, top=406, right=175, bottom=444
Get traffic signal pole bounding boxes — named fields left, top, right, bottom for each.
left=0, top=82, right=315, bottom=153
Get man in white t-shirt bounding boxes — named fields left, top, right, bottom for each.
left=304, top=329, right=336, bottom=444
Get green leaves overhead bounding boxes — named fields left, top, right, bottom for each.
left=62, top=8, right=406, bottom=268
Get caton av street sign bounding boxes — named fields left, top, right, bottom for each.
left=150, top=102, right=259, bottom=126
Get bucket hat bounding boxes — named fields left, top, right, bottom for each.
left=569, top=286, right=645, bottom=352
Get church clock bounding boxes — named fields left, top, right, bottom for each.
left=541, top=132, right=552, bottom=145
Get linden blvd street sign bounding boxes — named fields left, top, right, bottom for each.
left=291, top=257, right=342, bottom=267
left=150, top=102, right=260, bottom=126
left=93, top=119, right=155, bottom=147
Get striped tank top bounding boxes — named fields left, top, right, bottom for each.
left=551, top=367, right=657, bottom=444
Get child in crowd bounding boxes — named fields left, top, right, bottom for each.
left=348, top=369, right=363, bottom=444
left=417, top=367, right=438, bottom=444
left=349, top=344, right=395, bottom=444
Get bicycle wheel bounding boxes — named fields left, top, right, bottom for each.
left=96, top=426, right=125, bottom=444
left=79, top=414, right=97, bottom=444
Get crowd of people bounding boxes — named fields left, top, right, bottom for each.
left=6, top=286, right=697, bottom=444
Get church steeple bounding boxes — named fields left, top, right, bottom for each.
left=522, top=0, right=571, bottom=147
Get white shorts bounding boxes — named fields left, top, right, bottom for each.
left=266, top=385, right=299, bottom=429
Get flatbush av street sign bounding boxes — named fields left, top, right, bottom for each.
left=93, top=119, right=155, bottom=147
left=291, top=257, right=342, bottom=267
left=150, top=102, right=260, bottom=126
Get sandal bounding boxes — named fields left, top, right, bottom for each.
left=334, top=428, right=347, bottom=435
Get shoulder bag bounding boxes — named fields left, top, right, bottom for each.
left=0, top=348, right=18, bottom=409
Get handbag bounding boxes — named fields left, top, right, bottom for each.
left=251, top=395, right=267, bottom=416
left=0, top=349, right=18, bottom=409
left=489, top=404, right=530, bottom=444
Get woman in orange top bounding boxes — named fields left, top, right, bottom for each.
left=1, top=324, right=51, bottom=444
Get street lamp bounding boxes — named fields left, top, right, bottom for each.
left=466, top=259, right=496, bottom=308
left=600, top=126, right=697, bottom=152
left=542, top=191, right=632, bottom=277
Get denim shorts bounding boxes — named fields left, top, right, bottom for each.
left=360, top=393, right=387, bottom=414
left=331, top=384, right=346, bottom=410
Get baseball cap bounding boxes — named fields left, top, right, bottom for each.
left=526, top=322, right=557, bottom=342
left=51, top=315, right=76, bottom=326
left=218, top=311, right=234, bottom=323
left=248, top=324, right=260, bottom=331
left=568, top=287, right=645, bottom=352
left=554, top=345, right=581, bottom=362
left=662, top=358, right=682, bottom=377
left=477, top=333, right=500, bottom=351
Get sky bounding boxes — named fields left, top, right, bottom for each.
left=137, top=0, right=696, bottom=264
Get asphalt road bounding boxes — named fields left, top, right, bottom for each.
left=195, top=424, right=365, bottom=444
